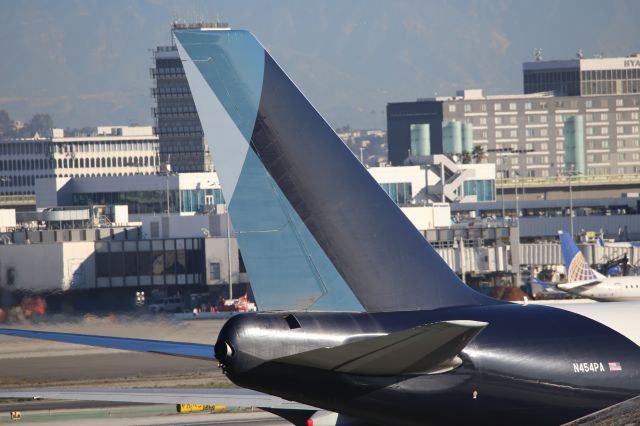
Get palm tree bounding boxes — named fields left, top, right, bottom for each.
left=461, top=151, right=472, bottom=164
left=472, top=145, right=486, bottom=163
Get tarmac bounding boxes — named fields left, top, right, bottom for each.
left=0, top=315, right=289, bottom=425
left=0, top=406, right=287, bottom=425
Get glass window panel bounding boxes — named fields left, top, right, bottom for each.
left=165, top=250, right=176, bottom=274
left=186, top=249, right=200, bottom=273
left=190, top=190, right=197, bottom=211
left=96, top=252, right=110, bottom=277
left=390, top=184, right=398, bottom=202
left=124, top=251, right=137, bottom=276
left=109, top=251, right=124, bottom=277
left=176, top=249, right=187, bottom=273
left=138, top=251, right=152, bottom=275
left=152, top=251, right=165, bottom=275
left=210, top=262, right=221, bottom=280
left=96, top=242, right=109, bottom=253
left=197, top=189, right=205, bottom=211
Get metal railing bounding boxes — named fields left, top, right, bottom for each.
left=497, top=173, right=640, bottom=188
left=0, top=194, right=35, bottom=206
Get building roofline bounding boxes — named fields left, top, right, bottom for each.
left=52, top=135, right=159, bottom=142
left=523, top=59, right=580, bottom=71
left=415, top=91, right=556, bottom=103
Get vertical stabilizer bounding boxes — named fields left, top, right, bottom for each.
left=175, top=29, right=498, bottom=312
left=558, top=231, right=604, bottom=281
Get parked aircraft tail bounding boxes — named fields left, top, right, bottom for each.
left=598, top=237, right=640, bottom=248
left=559, top=230, right=605, bottom=282
left=530, top=276, right=556, bottom=291
left=174, top=29, right=499, bottom=312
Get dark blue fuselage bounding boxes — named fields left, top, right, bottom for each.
left=216, top=303, right=640, bottom=425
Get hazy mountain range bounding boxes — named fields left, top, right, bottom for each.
left=1, top=0, right=639, bottom=130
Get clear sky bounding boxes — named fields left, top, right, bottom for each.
left=1, top=0, right=639, bottom=129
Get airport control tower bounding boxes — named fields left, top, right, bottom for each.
left=150, top=22, right=229, bottom=173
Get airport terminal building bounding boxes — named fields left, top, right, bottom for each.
left=388, top=90, right=640, bottom=177
left=0, top=126, right=161, bottom=208
left=387, top=54, right=640, bottom=178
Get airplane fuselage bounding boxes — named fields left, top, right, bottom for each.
left=216, top=303, right=640, bottom=426
left=568, top=276, right=640, bottom=301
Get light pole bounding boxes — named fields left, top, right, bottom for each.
left=205, top=178, right=233, bottom=299
left=226, top=209, right=233, bottom=300
left=487, top=147, right=533, bottom=226
left=178, top=176, right=182, bottom=214
left=569, top=173, right=574, bottom=239
left=164, top=155, right=172, bottom=214
left=564, top=164, right=576, bottom=240
left=512, top=171, right=521, bottom=290
left=500, top=168, right=506, bottom=225
left=165, top=174, right=170, bottom=214
left=514, top=171, right=519, bottom=227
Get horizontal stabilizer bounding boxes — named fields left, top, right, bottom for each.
left=0, top=388, right=313, bottom=410
left=0, top=328, right=215, bottom=360
left=557, top=280, right=601, bottom=291
left=273, top=320, right=487, bottom=376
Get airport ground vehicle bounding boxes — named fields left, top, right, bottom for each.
left=147, top=297, right=183, bottom=313
left=213, top=293, right=256, bottom=313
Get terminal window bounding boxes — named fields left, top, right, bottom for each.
left=463, top=180, right=495, bottom=202
left=210, top=262, right=221, bottom=280
left=380, top=182, right=412, bottom=205
left=95, top=238, right=204, bottom=285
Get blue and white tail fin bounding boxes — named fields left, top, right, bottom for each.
left=558, top=231, right=605, bottom=282
left=174, top=29, right=498, bottom=312
left=530, top=276, right=556, bottom=291
left=597, top=237, right=640, bottom=248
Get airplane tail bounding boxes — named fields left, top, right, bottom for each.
left=174, top=29, right=498, bottom=312
left=558, top=231, right=604, bottom=282
left=530, top=276, right=554, bottom=290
